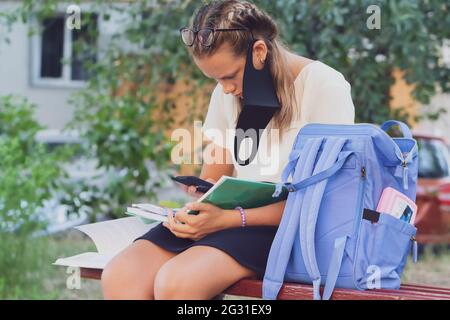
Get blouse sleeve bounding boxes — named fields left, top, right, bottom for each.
left=201, top=83, right=231, bottom=150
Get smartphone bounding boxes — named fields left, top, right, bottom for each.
left=376, top=187, right=417, bottom=224
left=170, top=175, right=214, bottom=193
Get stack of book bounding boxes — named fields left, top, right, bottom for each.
left=125, top=176, right=289, bottom=218
left=126, top=203, right=180, bottom=223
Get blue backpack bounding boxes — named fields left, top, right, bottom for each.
left=264, top=120, right=418, bottom=300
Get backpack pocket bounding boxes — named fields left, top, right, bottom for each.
left=353, top=212, right=417, bottom=290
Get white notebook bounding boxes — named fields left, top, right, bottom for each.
left=126, top=203, right=181, bottom=222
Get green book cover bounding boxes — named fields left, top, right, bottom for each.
left=188, top=176, right=289, bottom=214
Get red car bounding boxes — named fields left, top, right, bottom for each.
left=414, top=133, right=450, bottom=244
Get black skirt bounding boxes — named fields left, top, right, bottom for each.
left=135, top=223, right=279, bottom=279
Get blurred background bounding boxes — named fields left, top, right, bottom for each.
left=0, top=0, right=449, bottom=299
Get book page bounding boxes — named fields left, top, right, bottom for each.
left=126, top=207, right=168, bottom=222
left=75, top=217, right=159, bottom=255
left=53, top=252, right=114, bottom=269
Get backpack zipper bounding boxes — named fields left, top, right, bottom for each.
left=351, top=165, right=368, bottom=290
left=352, top=166, right=367, bottom=237
left=401, top=159, right=409, bottom=190
left=411, top=235, right=418, bottom=263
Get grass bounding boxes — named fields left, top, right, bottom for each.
left=0, top=230, right=103, bottom=300
left=402, top=245, right=450, bottom=288
left=0, top=229, right=449, bottom=299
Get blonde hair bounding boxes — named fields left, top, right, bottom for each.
left=187, top=0, right=298, bottom=142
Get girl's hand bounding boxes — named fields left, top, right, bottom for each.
left=162, top=202, right=225, bottom=241
left=179, top=178, right=216, bottom=199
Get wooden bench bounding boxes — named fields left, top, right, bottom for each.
left=79, top=267, right=450, bottom=300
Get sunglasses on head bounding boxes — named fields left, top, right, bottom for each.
left=179, top=27, right=254, bottom=47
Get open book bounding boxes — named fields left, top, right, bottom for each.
left=53, top=217, right=159, bottom=269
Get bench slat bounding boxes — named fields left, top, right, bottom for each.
left=223, top=279, right=446, bottom=300
left=402, top=283, right=450, bottom=294
left=80, top=267, right=103, bottom=280
left=78, top=268, right=450, bottom=300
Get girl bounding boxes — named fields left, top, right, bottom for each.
left=102, top=0, right=355, bottom=300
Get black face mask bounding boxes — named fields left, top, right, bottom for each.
left=234, top=40, right=281, bottom=166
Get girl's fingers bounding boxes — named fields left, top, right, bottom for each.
left=166, top=228, right=184, bottom=238
left=186, top=202, right=213, bottom=212
left=187, top=185, right=197, bottom=195
left=180, top=184, right=189, bottom=192
left=165, top=208, right=176, bottom=227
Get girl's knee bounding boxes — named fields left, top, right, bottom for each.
left=101, top=251, right=155, bottom=300
left=154, top=263, right=216, bottom=300
left=101, top=259, right=125, bottom=299
left=153, top=265, right=177, bottom=299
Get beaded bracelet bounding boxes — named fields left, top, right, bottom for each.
left=235, top=206, right=246, bottom=227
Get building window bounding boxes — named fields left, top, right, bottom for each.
left=31, top=13, right=98, bottom=88
left=40, top=16, right=65, bottom=78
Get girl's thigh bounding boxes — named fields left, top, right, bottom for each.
left=102, top=239, right=177, bottom=299
left=154, top=245, right=257, bottom=299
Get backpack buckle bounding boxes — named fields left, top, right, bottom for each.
left=285, top=183, right=296, bottom=192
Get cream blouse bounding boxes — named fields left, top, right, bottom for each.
left=201, top=61, right=355, bottom=182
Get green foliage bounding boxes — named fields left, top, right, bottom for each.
left=258, top=0, right=450, bottom=124
left=0, top=95, right=42, bottom=141
left=0, top=96, right=70, bottom=235
left=66, top=90, right=176, bottom=218
left=62, top=1, right=201, bottom=218
left=0, top=95, right=73, bottom=298
left=2, top=1, right=198, bottom=219
left=2, top=1, right=449, bottom=125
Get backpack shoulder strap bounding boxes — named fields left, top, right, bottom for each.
left=262, top=137, right=324, bottom=300
left=299, top=137, right=348, bottom=300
